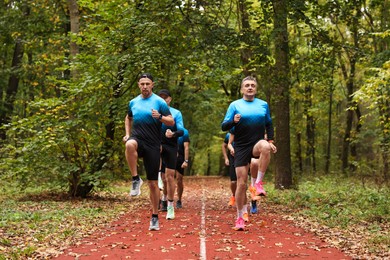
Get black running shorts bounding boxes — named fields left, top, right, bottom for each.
left=228, top=153, right=237, bottom=181
left=128, top=137, right=160, bottom=181
left=233, top=144, right=257, bottom=168
left=175, top=155, right=185, bottom=175
left=161, top=144, right=178, bottom=170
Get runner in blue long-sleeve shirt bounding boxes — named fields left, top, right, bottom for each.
left=221, top=76, right=277, bottom=231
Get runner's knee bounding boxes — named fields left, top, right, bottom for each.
left=125, top=140, right=137, bottom=151
left=258, top=140, right=271, bottom=154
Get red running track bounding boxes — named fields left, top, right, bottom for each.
left=56, top=176, right=351, bottom=260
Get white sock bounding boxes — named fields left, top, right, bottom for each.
left=237, top=208, right=244, bottom=218
left=162, top=194, right=167, bottom=201
left=251, top=177, right=256, bottom=186
left=256, top=171, right=264, bottom=183
left=243, top=205, right=248, bottom=214
left=168, top=200, right=174, bottom=207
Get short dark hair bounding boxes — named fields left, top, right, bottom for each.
left=139, top=73, right=153, bottom=82
left=158, top=89, right=171, bottom=97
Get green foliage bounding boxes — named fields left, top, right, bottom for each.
left=1, top=0, right=248, bottom=193
left=1, top=0, right=389, bottom=194
left=1, top=73, right=118, bottom=193
left=353, top=58, right=390, bottom=178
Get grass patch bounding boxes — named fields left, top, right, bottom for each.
left=268, top=176, right=389, bottom=226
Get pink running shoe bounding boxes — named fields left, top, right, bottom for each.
left=233, top=217, right=245, bottom=231
left=255, top=181, right=267, bottom=196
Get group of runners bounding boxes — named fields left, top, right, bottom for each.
left=123, top=73, right=276, bottom=231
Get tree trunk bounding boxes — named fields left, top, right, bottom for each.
left=376, top=0, right=389, bottom=182
left=304, top=83, right=315, bottom=174
left=382, top=145, right=389, bottom=182
left=66, top=0, right=91, bottom=197
left=0, top=38, right=24, bottom=140
left=378, top=88, right=390, bottom=182
left=341, top=77, right=354, bottom=173
left=67, top=0, right=80, bottom=79
left=379, top=0, right=390, bottom=52
left=238, top=0, right=252, bottom=76
left=341, top=41, right=358, bottom=173
left=296, top=132, right=303, bottom=172
left=350, top=105, right=362, bottom=161
left=341, top=3, right=363, bottom=174
left=341, top=111, right=352, bottom=172
left=272, top=0, right=292, bottom=189
left=325, top=79, right=334, bottom=174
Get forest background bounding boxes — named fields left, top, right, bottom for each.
left=1, top=0, right=388, bottom=195
left=0, top=0, right=389, bottom=258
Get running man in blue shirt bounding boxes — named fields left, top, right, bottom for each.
left=221, top=76, right=277, bottom=231
left=158, top=89, right=185, bottom=220
left=123, top=73, right=174, bottom=231
left=222, top=132, right=237, bottom=207
left=175, top=128, right=190, bottom=209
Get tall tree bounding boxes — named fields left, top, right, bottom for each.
left=66, top=0, right=91, bottom=196
left=304, top=80, right=315, bottom=173
left=0, top=3, right=29, bottom=140
left=67, top=0, right=80, bottom=78
left=0, top=38, right=24, bottom=140
left=238, top=0, right=252, bottom=76
left=271, top=0, right=292, bottom=189
left=325, top=50, right=337, bottom=174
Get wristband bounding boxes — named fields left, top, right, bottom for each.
left=159, top=114, right=163, bottom=120
left=184, top=160, right=189, bottom=163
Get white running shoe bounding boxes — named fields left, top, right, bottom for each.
left=130, top=178, right=143, bottom=196
left=166, top=206, right=175, bottom=220
left=149, top=216, right=160, bottom=231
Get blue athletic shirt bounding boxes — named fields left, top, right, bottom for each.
left=161, top=106, right=184, bottom=147
left=178, top=128, right=190, bottom=156
left=128, top=93, right=171, bottom=146
left=221, top=98, right=274, bottom=147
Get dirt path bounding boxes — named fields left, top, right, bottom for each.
left=55, top=177, right=351, bottom=259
